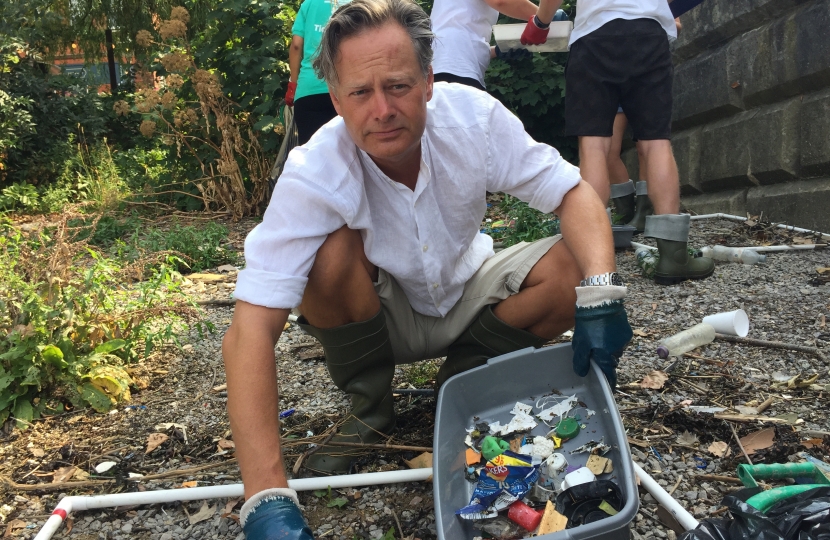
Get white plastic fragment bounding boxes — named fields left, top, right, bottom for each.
left=537, top=395, right=578, bottom=423
left=510, top=402, right=533, bottom=416
left=95, top=461, right=118, bottom=473
left=530, top=436, right=554, bottom=459
left=686, top=406, right=727, bottom=414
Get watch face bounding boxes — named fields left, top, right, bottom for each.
left=610, top=273, right=623, bottom=286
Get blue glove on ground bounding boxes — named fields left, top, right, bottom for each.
left=571, top=286, right=633, bottom=389
left=241, top=488, right=314, bottom=540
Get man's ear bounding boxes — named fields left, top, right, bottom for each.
left=329, top=86, right=342, bottom=116
left=426, top=66, right=434, bottom=102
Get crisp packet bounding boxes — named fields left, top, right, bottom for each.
left=489, top=450, right=533, bottom=468
left=456, top=453, right=539, bottom=520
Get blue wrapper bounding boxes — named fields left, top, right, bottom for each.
left=456, top=452, right=539, bottom=520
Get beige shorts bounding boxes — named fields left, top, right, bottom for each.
left=377, top=235, right=562, bottom=364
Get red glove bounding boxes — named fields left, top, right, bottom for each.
left=285, top=81, right=297, bottom=107
left=521, top=16, right=549, bottom=46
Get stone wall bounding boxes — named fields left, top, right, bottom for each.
left=621, top=0, right=830, bottom=231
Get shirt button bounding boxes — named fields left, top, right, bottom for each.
left=423, top=245, right=428, bottom=252
left=433, top=283, right=439, bottom=289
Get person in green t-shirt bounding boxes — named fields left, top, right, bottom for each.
left=287, top=0, right=350, bottom=144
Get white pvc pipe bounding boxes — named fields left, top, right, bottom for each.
left=633, top=462, right=699, bottom=531
left=34, top=468, right=433, bottom=540
left=632, top=241, right=823, bottom=253
left=689, top=213, right=830, bottom=240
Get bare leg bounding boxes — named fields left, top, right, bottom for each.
left=636, top=139, right=679, bottom=214
left=608, top=113, right=630, bottom=185
left=493, top=240, right=583, bottom=339
left=579, top=136, right=613, bottom=205
left=299, top=226, right=379, bottom=327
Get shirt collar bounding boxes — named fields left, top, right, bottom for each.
left=356, top=133, right=432, bottom=196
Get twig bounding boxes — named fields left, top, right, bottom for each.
left=710, top=506, right=730, bottom=516
left=196, top=299, right=235, bottom=307
left=293, top=432, right=335, bottom=476
left=715, top=334, right=828, bottom=363
left=755, top=396, right=775, bottom=414
left=333, top=442, right=432, bottom=453
left=668, top=474, right=683, bottom=496
left=714, top=413, right=791, bottom=424
left=696, top=474, right=744, bottom=484
left=2, top=459, right=240, bottom=493
left=726, top=421, right=753, bottom=465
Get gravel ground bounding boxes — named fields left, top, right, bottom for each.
left=2, top=216, right=830, bottom=540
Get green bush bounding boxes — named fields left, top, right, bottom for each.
left=0, top=218, right=206, bottom=427
left=499, top=195, right=561, bottom=247
left=138, top=220, right=236, bottom=273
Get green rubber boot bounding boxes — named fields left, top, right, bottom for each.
left=298, top=310, right=395, bottom=474
left=609, top=180, right=636, bottom=224
left=435, top=305, right=548, bottom=391
left=626, top=181, right=653, bottom=233
left=645, top=214, right=715, bottom=285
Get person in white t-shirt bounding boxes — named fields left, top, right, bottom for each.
left=565, top=0, right=713, bottom=285
left=431, top=0, right=565, bottom=90
left=223, top=1, right=632, bottom=537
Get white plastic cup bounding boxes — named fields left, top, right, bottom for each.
left=561, top=467, right=596, bottom=491
left=702, top=309, right=749, bottom=337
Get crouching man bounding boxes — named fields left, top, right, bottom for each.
left=222, top=0, right=632, bottom=537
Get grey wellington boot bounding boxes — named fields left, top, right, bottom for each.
left=626, top=181, right=653, bottom=233
left=435, top=305, right=548, bottom=390
left=298, top=310, right=395, bottom=474
left=645, top=214, right=715, bottom=285
left=609, top=180, right=636, bottom=224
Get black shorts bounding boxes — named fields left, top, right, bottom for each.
left=434, top=72, right=486, bottom=92
left=565, top=18, right=673, bottom=140
left=294, top=92, right=338, bottom=145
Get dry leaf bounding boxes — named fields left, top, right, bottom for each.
left=640, top=370, right=669, bottom=390
left=708, top=441, right=731, bottom=457
left=73, top=469, right=90, bottom=481
left=212, top=383, right=227, bottom=392
left=53, top=466, right=77, bottom=483
left=817, top=267, right=830, bottom=275
left=221, top=498, right=242, bottom=518
left=676, top=431, right=699, bottom=446
left=793, top=237, right=814, bottom=245
left=404, top=452, right=433, bottom=470
left=187, top=502, right=216, bottom=525
left=181, top=481, right=198, bottom=488
left=4, top=519, right=26, bottom=538
left=803, top=438, right=824, bottom=448
left=632, top=329, right=649, bottom=337
left=31, top=447, right=45, bottom=458
left=739, top=427, right=775, bottom=455
left=146, top=433, right=169, bottom=454
left=217, top=439, right=235, bottom=451
left=189, top=273, right=231, bottom=283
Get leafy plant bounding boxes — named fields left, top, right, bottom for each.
left=0, top=182, right=40, bottom=211
left=0, top=215, right=206, bottom=427
left=499, top=195, right=561, bottom=247
left=312, top=486, right=349, bottom=509
left=138, top=220, right=236, bottom=273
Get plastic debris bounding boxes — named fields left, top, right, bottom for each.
left=481, top=436, right=510, bottom=461
left=466, top=448, right=482, bottom=466
left=279, top=408, right=296, bottom=419
left=555, top=417, right=581, bottom=440
left=570, top=438, right=611, bottom=455
left=530, top=435, right=554, bottom=460
left=586, top=454, right=613, bottom=475
left=457, top=452, right=539, bottom=519
left=561, top=467, right=596, bottom=490
left=556, top=480, right=624, bottom=528
left=538, top=500, right=568, bottom=534
left=537, top=395, right=578, bottom=423
left=507, top=500, right=542, bottom=531
left=94, top=461, right=117, bottom=473
left=471, top=517, right=525, bottom=539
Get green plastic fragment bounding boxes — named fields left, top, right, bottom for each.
left=481, top=435, right=510, bottom=461
left=598, top=500, right=619, bottom=516
left=555, top=417, right=580, bottom=440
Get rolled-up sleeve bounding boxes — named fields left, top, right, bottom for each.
left=234, top=171, right=348, bottom=309
left=484, top=98, right=582, bottom=213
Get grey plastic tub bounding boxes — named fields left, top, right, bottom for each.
left=612, top=225, right=637, bottom=250
left=433, top=344, right=638, bottom=540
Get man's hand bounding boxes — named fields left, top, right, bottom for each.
left=285, top=81, right=297, bottom=107
left=241, top=488, right=313, bottom=540
left=521, top=16, right=549, bottom=45
left=571, top=286, right=633, bottom=389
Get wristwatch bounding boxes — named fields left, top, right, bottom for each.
left=580, top=272, right=623, bottom=287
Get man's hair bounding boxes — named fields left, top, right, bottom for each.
left=313, top=0, right=434, bottom=86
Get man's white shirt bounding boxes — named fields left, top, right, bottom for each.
left=430, top=0, right=498, bottom=87
left=234, top=83, right=581, bottom=317
left=569, top=0, right=677, bottom=46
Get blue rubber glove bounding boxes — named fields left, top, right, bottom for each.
left=240, top=488, right=314, bottom=540
left=571, top=287, right=632, bottom=389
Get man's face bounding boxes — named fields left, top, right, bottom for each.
left=329, top=22, right=433, bottom=164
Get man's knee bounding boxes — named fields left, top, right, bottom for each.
left=308, top=227, right=374, bottom=288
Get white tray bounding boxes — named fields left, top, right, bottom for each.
left=492, top=21, right=573, bottom=53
